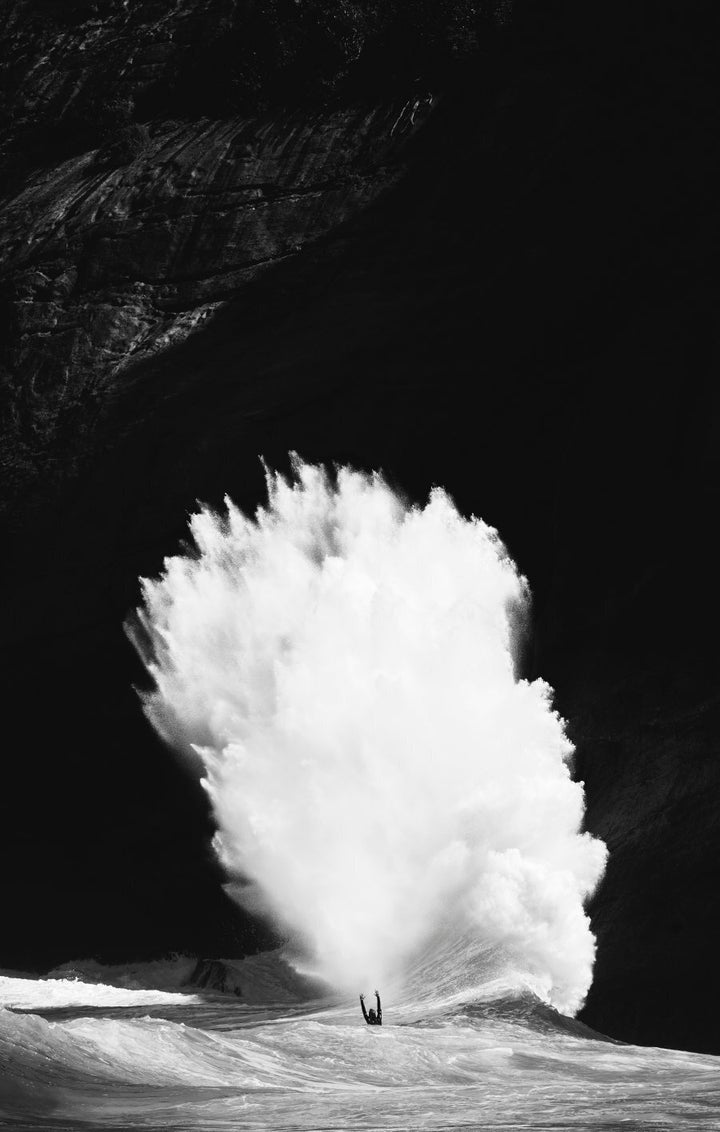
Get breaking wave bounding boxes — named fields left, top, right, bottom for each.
left=128, top=459, right=606, bottom=1015
left=2, top=963, right=717, bottom=1132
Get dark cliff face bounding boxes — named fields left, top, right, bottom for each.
left=0, top=103, right=418, bottom=502
left=2, top=0, right=510, bottom=507
left=2, top=1, right=720, bottom=1053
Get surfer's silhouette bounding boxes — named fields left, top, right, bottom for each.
left=360, top=990, right=382, bottom=1026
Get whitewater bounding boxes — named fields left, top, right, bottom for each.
left=2, top=955, right=718, bottom=1130
left=2, top=460, right=717, bottom=1129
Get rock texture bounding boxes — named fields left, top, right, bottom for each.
left=185, top=951, right=325, bottom=1002
left=2, top=0, right=508, bottom=508
left=2, top=0, right=720, bottom=1054
left=0, top=102, right=421, bottom=503
left=187, top=958, right=243, bottom=996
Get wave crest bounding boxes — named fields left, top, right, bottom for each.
left=129, top=459, right=606, bottom=1014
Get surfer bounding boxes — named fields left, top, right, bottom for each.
left=360, top=990, right=382, bottom=1026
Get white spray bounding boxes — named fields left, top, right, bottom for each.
left=129, top=459, right=606, bottom=1014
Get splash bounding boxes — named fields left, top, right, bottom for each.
left=128, top=459, right=606, bottom=1014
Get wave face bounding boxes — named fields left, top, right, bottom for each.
left=2, top=966, right=718, bottom=1131
left=129, top=460, right=606, bottom=1014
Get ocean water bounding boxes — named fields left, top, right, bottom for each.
left=5, top=461, right=715, bottom=1128
left=1, top=953, right=718, bottom=1131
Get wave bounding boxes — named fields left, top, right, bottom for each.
left=2, top=950, right=327, bottom=1005
left=46, top=954, right=198, bottom=990
left=128, top=459, right=607, bottom=1015
left=0, top=971, right=198, bottom=1012
left=2, top=960, right=717, bottom=1131
left=0, top=967, right=598, bottom=1097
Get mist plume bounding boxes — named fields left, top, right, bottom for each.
left=129, top=459, right=606, bottom=1014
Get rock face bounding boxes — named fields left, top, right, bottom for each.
left=188, top=958, right=242, bottom=996
left=185, top=951, right=325, bottom=1002
left=2, top=0, right=507, bottom=506
left=0, top=102, right=419, bottom=502
left=2, top=0, right=720, bottom=1053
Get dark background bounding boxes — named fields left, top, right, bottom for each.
left=1, top=0, right=719, bottom=1054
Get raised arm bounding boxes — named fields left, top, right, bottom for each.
left=375, top=990, right=382, bottom=1025
left=359, top=993, right=369, bottom=1023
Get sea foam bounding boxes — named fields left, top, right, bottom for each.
left=129, top=459, right=606, bottom=1014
